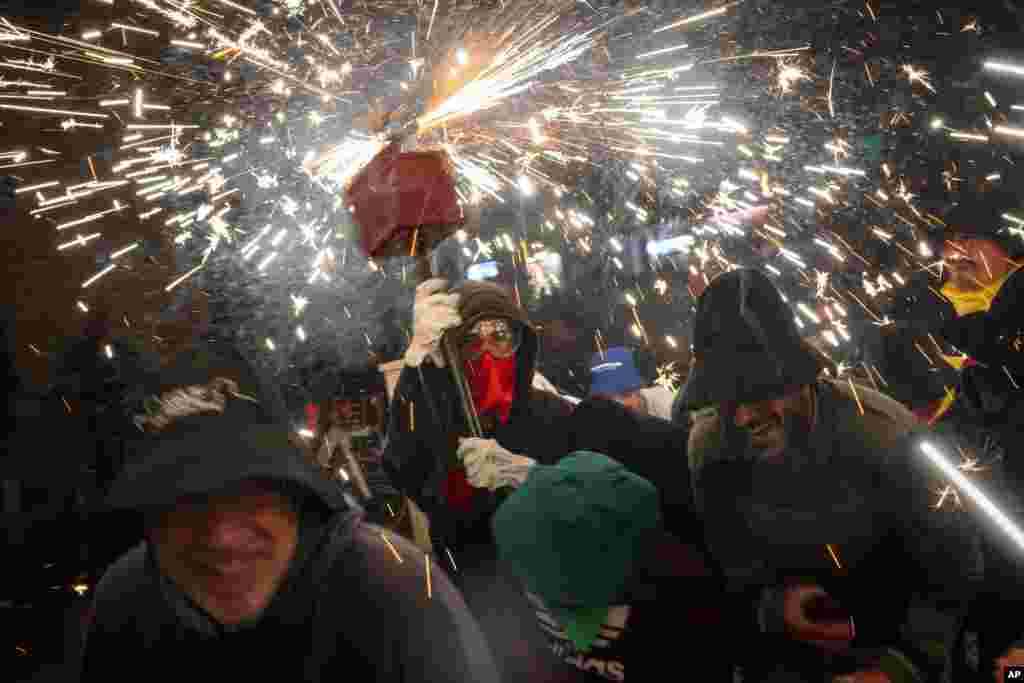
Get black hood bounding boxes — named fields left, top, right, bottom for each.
left=106, top=342, right=348, bottom=517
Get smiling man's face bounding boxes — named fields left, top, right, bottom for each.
left=722, top=386, right=815, bottom=462
left=150, top=480, right=299, bottom=626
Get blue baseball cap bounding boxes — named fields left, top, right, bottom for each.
left=589, top=346, right=646, bottom=397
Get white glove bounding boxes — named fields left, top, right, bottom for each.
left=404, top=278, right=461, bottom=368
left=457, top=437, right=535, bottom=491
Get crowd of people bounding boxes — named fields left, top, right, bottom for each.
left=5, top=188, right=1021, bottom=682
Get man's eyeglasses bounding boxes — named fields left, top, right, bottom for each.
left=461, top=318, right=523, bottom=360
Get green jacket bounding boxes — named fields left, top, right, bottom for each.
left=688, top=379, right=983, bottom=681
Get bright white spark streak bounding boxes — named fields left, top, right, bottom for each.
left=165, top=264, right=203, bottom=292
left=109, top=242, right=139, bottom=259
left=110, top=23, right=160, bottom=37
left=635, top=43, right=689, bottom=60
left=126, top=123, right=199, bottom=130
left=81, top=264, right=117, bottom=288
left=653, top=3, right=735, bottom=33
left=55, top=204, right=123, bottom=231
left=994, top=125, right=1024, bottom=139
left=0, top=104, right=108, bottom=118
left=57, top=233, right=101, bottom=250
left=920, top=441, right=1024, bottom=553
left=950, top=131, right=989, bottom=142
left=15, top=180, right=59, bottom=193
left=210, top=0, right=258, bottom=15
left=797, top=302, right=820, bottom=324
left=983, top=61, right=1024, bottom=78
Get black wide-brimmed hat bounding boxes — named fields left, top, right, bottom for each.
left=680, top=269, right=825, bottom=410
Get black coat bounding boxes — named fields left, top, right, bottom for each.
left=80, top=512, right=499, bottom=683
left=383, top=358, right=574, bottom=552
left=688, top=380, right=983, bottom=680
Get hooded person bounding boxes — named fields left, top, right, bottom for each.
left=493, top=452, right=729, bottom=682
left=588, top=346, right=675, bottom=421
left=384, top=278, right=574, bottom=553
left=383, top=278, right=575, bottom=681
left=80, top=342, right=498, bottom=683
left=680, top=269, right=983, bottom=683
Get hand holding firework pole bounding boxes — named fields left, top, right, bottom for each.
left=343, top=123, right=483, bottom=437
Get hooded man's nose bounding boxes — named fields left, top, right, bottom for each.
left=200, top=512, right=263, bottom=551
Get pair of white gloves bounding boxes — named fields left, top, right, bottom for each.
left=403, top=278, right=535, bottom=490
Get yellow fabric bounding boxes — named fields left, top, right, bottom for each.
left=940, top=354, right=969, bottom=370
left=927, top=388, right=958, bottom=425
left=940, top=272, right=1012, bottom=316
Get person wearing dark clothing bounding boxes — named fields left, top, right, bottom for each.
left=680, top=269, right=983, bottom=683
left=493, top=452, right=730, bottom=682
left=384, top=278, right=574, bottom=682
left=384, top=278, right=574, bottom=554
left=80, top=343, right=498, bottom=683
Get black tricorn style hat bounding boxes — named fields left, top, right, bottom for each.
left=106, top=342, right=346, bottom=514
left=680, top=269, right=825, bottom=410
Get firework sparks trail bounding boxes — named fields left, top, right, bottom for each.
left=0, top=1, right=1021, bottom=519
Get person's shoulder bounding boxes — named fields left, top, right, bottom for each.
left=91, top=542, right=155, bottom=624
left=323, top=517, right=432, bottom=600
left=823, top=379, right=919, bottom=452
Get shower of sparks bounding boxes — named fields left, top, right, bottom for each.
left=776, top=59, right=810, bottom=95
left=901, top=64, right=935, bottom=93
left=655, top=361, right=681, bottom=391
left=0, top=2, right=1020, bottom=535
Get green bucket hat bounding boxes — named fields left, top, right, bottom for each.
left=493, top=451, right=660, bottom=652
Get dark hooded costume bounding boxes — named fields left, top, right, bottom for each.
left=680, top=269, right=983, bottom=682
left=79, top=343, right=498, bottom=683
left=382, top=281, right=576, bottom=681
left=383, top=280, right=574, bottom=553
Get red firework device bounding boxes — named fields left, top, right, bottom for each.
left=345, top=144, right=464, bottom=261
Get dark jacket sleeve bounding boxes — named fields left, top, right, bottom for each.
left=382, top=365, right=457, bottom=507
left=519, top=388, right=575, bottom=466
left=80, top=544, right=154, bottom=682
left=345, top=524, right=500, bottom=683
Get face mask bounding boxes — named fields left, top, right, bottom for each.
left=465, top=351, right=517, bottom=424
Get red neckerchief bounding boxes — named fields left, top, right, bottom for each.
left=465, top=350, right=517, bottom=424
